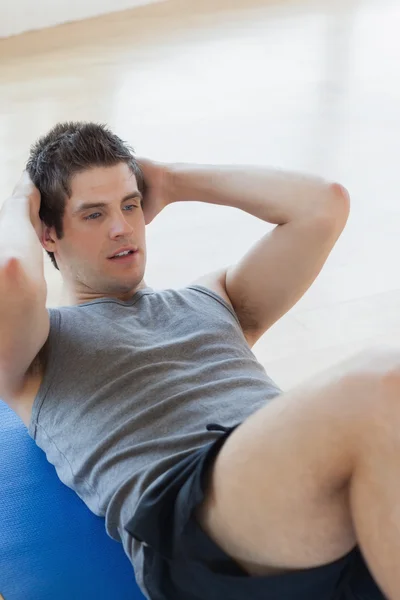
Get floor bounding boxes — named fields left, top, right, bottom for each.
left=1, top=0, right=400, bottom=391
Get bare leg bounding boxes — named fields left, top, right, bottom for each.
left=197, top=346, right=400, bottom=599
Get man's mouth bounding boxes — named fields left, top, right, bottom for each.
left=110, top=250, right=135, bottom=259
left=108, top=246, right=138, bottom=259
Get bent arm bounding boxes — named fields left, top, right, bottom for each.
left=0, top=189, right=49, bottom=400
left=169, top=164, right=350, bottom=341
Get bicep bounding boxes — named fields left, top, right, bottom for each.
left=225, top=205, right=349, bottom=344
left=0, top=260, right=49, bottom=399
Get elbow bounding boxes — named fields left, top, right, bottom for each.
left=330, top=182, right=351, bottom=209
left=302, top=182, right=350, bottom=236
left=318, top=182, right=351, bottom=230
left=328, top=182, right=351, bottom=215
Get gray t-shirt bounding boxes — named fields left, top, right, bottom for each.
left=28, top=285, right=282, bottom=595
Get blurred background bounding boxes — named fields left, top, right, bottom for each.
left=1, top=0, right=399, bottom=391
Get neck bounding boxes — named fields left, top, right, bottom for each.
left=61, top=279, right=148, bottom=306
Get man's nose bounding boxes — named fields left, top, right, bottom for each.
left=109, top=212, right=134, bottom=238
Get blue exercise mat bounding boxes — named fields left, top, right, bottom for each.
left=0, top=401, right=145, bottom=600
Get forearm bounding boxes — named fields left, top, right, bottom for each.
left=168, top=164, right=344, bottom=224
left=0, top=197, right=47, bottom=381
left=0, top=196, right=45, bottom=285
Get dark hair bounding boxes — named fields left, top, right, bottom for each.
left=26, top=121, right=145, bottom=270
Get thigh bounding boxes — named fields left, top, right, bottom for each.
left=196, top=350, right=385, bottom=576
left=127, top=438, right=378, bottom=600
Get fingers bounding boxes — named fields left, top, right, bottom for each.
left=135, top=157, right=153, bottom=168
left=12, top=171, right=38, bottom=198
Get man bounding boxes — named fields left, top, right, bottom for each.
left=0, top=121, right=393, bottom=600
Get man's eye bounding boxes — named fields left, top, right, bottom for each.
left=84, top=212, right=101, bottom=221
left=84, top=205, right=138, bottom=221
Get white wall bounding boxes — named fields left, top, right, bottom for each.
left=0, top=0, right=165, bottom=38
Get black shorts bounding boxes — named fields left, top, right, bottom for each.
left=125, top=424, right=385, bottom=600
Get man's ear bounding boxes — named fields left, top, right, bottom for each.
left=41, top=225, right=57, bottom=253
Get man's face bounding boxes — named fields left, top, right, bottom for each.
left=45, top=163, right=147, bottom=301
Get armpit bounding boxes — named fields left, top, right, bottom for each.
left=27, top=337, right=49, bottom=377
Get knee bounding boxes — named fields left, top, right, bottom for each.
left=347, top=345, right=400, bottom=421
left=346, top=344, right=400, bottom=379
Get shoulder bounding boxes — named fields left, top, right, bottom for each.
left=5, top=338, right=49, bottom=427
left=190, top=269, right=257, bottom=347
left=190, top=268, right=233, bottom=308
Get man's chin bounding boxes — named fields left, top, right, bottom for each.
left=102, top=273, right=146, bottom=296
